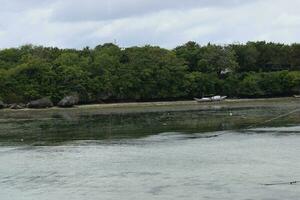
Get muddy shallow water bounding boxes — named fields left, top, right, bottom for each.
left=1, top=100, right=300, bottom=199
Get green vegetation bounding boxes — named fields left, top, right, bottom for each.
left=1, top=41, right=300, bottom=104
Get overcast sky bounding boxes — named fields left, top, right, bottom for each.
left=0, top=0, right=300, bottom=49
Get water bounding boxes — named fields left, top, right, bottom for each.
left=1, top=129, right=300, bottom=200
left=1, top=103, right=300, bottom=199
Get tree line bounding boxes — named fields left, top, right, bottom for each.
left=0, top=41, right=300, bottom=104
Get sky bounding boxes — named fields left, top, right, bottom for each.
left=0, top=0, right=300, bottom=49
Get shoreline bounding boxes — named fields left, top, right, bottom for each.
left=1, top=97, right=299, bottom=118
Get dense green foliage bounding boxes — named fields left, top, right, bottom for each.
left=1, top=41, right=300, bottom=104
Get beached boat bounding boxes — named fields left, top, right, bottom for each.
left=294, top=95, right=300, bottom=98
left=194, top=95, right=227, bottom=103
left=194, top=97, right=212, bottom=102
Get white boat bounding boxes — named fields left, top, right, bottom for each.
left=211, top=95, right=227, bottom=101
left=194, top=95, right=227, bottom=103
left=193, top=97, right=212, bottom=102
left=294, top=95, right=300, bottom=98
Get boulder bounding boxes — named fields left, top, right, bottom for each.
left=10, top=103, right=26, bottom=109
left=27, top=98, right=53, bottom=109
left=0, top=101, right=5, bottom=109
left=57, top=95, right=79, bottom=108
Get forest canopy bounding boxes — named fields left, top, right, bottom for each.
left=1, top=41, right=300, bottom=104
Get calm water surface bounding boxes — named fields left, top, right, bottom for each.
left=1, top=104, right=300, bottom=200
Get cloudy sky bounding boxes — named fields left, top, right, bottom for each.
left=0, top=0, right=300, bottom=49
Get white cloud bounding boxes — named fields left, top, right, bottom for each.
left=0, top=0, right=299, bottom=49
left=50, top=0, right=254, bottom=22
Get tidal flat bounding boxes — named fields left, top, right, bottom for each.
left=0, top=97, right=300, bottom=145
left=1, top=98, right=300, bottom=200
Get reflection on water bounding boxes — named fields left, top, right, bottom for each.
left=1, top=105, right=300, bottom=145
left=1, top=104, right=300, bottom=199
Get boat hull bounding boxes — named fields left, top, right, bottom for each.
left=194, top=96, right=227, bottom=103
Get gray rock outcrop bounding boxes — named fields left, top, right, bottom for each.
left=27, top=98, right=53, bottom=109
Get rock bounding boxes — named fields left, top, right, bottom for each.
left=27, top=98, right=53, bottom=109
left=0, top=101, right=5, bottom=109
left=10, top=103, right=26, bottom=109
left=58, top=95, right=79, bottom=107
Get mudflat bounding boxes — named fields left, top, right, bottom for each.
left=0, top=98, right=299, bottom=119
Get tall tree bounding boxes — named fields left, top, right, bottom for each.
left=174, top=41, right=201, bottom=71
left=197, top=44, right=239, bottom=75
